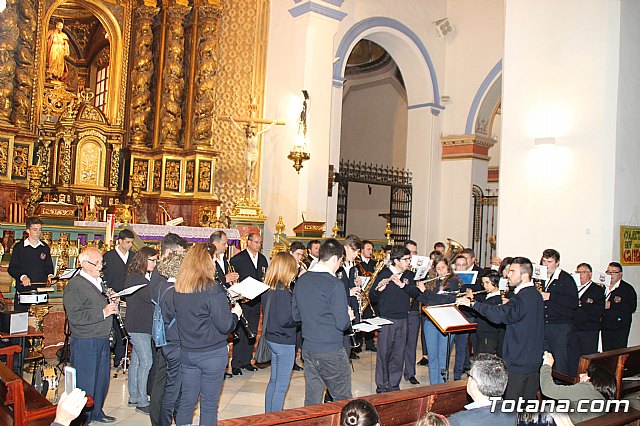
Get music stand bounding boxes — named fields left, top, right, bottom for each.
left=422, top=304, right=477, bottom=381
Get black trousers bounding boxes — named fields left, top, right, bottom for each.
left=375, top=318, right=407, bottom=393
left=543, top=322, right=572, bottom=375
left=231, top=303, right=260, bottom=369
left=505, top=370, right=539, bottom=401
left=602, top=327, right=631, bottom=351
left=149, top=346, right=165, bottom=426
left=567, top=330, right=599, bottom=377
left=403, top=312, right=420, bottom=380
left=112, top=317, right=126, bottom=367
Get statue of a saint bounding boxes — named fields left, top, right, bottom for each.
left=46, top=19, right=70, bottom=81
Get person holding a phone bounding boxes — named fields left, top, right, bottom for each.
left=63, top=247, right=118, bottom=424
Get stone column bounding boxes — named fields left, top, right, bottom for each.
left=159, top=5, right=190, bottom=147
left=128, top=5, right=160, bottom=147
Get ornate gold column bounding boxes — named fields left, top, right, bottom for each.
left=109, top=136, right=122, bottom=190
left=0, top=0, right=19, bottom=124
left=191, top=2, right=222, bottom=147
left=11, top=0, right=38, bottom=129
left=56, top=129, right=74, bottom=186
left=159, top=5, right=190, bottom=147
left=129, top=5, right=160, bottom=147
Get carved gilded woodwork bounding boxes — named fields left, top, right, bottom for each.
left=192, top=4, right=222, bottom=147
left=198, top=159, right=212, bottom=193
left=152, top=159, right=162, bottom=191
left=56, top=130, right=74, bottom=185
left=159, top=5, right=190, bottom=147
left=185, top=159, right=195, bottom=192
left=132, top=158, right=150, bottom=191
left=12, top=0, right=38, bottom=129
left=74, top=130, right=106, bottom=187
left=0, top=137, right=9, bottom=177
left=129, top=5, right=159, bottom=147
left=164, top=159, right=181, bottom=191
left=12, top=143, right=31, bottom=179
left=0, top=0, right=19, bottom=123
left=27, top=165, right=44, bottom=215
left=109, top=137, right=122, bottom=190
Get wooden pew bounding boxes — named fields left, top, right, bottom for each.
left=219, top=381, right=470, bottom=426
left=577, top=409, right=640, bottom=426
left=0, top=360, right=56, bottom=426
left=553, top=345, right=640, bottom=398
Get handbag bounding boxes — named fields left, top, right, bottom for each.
left=254, top=290, right=273, bottom=364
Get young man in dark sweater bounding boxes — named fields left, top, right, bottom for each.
left=8, top=216, right=54, bottom=312
left=457, top=256, right=544, bottom=400
left=292, top=238, right=355, bottom=406
left=370, top=245, right=421, bottom=393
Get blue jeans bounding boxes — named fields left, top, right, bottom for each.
left=176, top=346, right=228, bottom=426
left=265, top=340, right=295, bottom=412
left=453, top=332, right=468, bottom=380
left=70, top=337, right=111, bottom=422
left=161, top=342, right=181, bottom=426
left=128, top=333, right=153, bottom=407
left=423, top=320, right=448, bottom=385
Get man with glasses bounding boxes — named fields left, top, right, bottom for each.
left=568, top=263, right=604, bottom=376
left=229, top=232, right=268, bottom=374
left=8, top=216, right=55, bottom=312
left=602, top=262, right=637, bottom=350
left=369, top=245, right=421, bottom=393
left=63, top=247, right=119, bottom=424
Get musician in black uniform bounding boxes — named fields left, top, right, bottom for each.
left=540, top=249, right=578, bottom=376
left=370, top=246, right=421, bottom=393
left=209, top=231, right=240, bottom=288
left=602, top=262, right=637, bottom=350
left=301, top=240, right=320, bottom=269
left=567, top=263, right=605, bottom=377
left=289, top=241, right=306, bottom=371
left=102, top=229, right=135, bottom=368
left=8, top=217, right=54, bottom=312
left=335, top=235, right=362, bottom=360
left=402, top=240, right=421, bottom=385
left=359, top=240, right=377, bottom=351
left=229, top=233, right=268, bottom=374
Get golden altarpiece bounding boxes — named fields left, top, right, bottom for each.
left=0, top=0, right=271, bottom=227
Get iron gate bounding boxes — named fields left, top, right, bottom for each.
left=335, top=160, right=412, bottom=242
left=471, top=185, right=498, bottom=267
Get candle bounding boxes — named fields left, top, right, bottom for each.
left=90, top=195, right=96, bottom=210
left=216, top=205, right=221, bottom=218
left=106, top=214, right=115, bottom=246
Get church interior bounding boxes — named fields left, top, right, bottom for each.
left=0, top=0, right=640, bottom=423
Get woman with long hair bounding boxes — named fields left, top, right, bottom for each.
left=417, top=258, right=460, bottom=384
left=473, top=270, right=505, bottom=356
left=173, top=243, right=242, bottom=426
left=263, top=251, right=299, bottom=412
left=124, top=246, right=159, bottom=413
left=540, top=351, right=617, bottom=423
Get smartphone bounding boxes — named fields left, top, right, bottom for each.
left=64, top=366, right=76, bottom=395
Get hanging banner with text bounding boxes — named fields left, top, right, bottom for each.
left=620, top=225, right=640, bottom=265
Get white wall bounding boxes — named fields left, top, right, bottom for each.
left=498, top=0, right=620, bottom=272
left=613, top=0, right=640, bottom=345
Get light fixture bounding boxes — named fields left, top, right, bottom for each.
left=288, top=90, right=310, bottom=173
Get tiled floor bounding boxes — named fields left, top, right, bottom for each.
left=93, top=348, right=432, bottom=425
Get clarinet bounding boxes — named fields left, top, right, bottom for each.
left=218, top=271, right=256, bottom=340
left=102, top=279, right=130, bottom=342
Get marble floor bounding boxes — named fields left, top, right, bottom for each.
left=80, top=348, right=433, bottom=425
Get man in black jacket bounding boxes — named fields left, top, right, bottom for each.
left=209, top=231, right=239, bottom=286
left=402, top=240, right=421, bottom=385
left=335, top=234, right=362, bottom=359
left=540, top=249, right=578, bottom=376
left=370, top=245, right=421, bottom=393
left=229, top=232, right=268, bottom=374
left=567, top=263, right=605, bottom=377
left=102, top=229, right=135, bottom=368
left=602, top=262, right=637, bottom=350
left=458, top=257, right=544, bottom=400
left=292, top=238, right=354, bottom=405
left=8, top=217, right=54, bottom=312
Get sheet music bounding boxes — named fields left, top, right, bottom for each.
left=454, top=271, right=478, bottom=286
left=59, top=268, right=80, bottom=279
left=364, top=317, right=394, bottom=326
left=424, top=304, right=472, bottom=331
left=498, top=278, right=509, bottom=292
left=228, top=277, right=269, bottom=301
left=592, top=271, right=611, bottom=286
left=113, top=284, right=147, bottom=298
left=410, top=256, right=431, bottom=269
left=532, top=264, right=547, bottom=281
left=352, top=323, right=380, bottom=333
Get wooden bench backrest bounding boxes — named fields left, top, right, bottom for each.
left=0, top=345, right=22, bottom=373
left=578, top=346, right=640, bottom=398
left=218, top=381, right=469, bottom=426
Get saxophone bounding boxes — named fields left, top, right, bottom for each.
left=358, top=260, right=386, bottom=316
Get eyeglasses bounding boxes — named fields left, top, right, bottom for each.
left=606, top=270, right=622, bottom=275
left=84, top=260, right=100, bottom=267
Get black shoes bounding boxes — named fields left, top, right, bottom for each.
left=365, top=346, right=377, bottom=352
left=232, top=367, right=243, bottom=375
left=94, top=415, right=117, bottom=423
left=244, top=365, right=258, bottom=372
left=224, top=372, right=233, bottom=379
left=354, top=346, right=362, bottom=353
left=349, top=352, right=360, bottom=360
left=324, top=392, right=333, bottom=403
left=417, top=356, right=428, bottom=366
left=407, top=376, right=420, bottom=385
left=293, top=363, right=304, bottom=371
left=136, top=406, right=150, bottom=415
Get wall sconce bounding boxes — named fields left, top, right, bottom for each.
left=534, top=137, right=556, bottom=145
left=288, top=90, right=311, bottom=173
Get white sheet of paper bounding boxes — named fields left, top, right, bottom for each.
left=228, top=277, right=269, bottom=301
left=113, top=284, right=147, bottom=297
left=59, top=268, right=79, bottom=279
left=592, top=271, right=611, bottom=287
left=424, top=304, right=472, bottom=331
left=498, top=278, right=509, bottom=292
left=414, top=264, right=431, bottom=281
left=352, top=323, right=380, bottom=333
left=532, top=264, right=548, bottom=280
left=411, top=256, right=431, bottom=270
left=364, top=317, right=394, bottom=326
